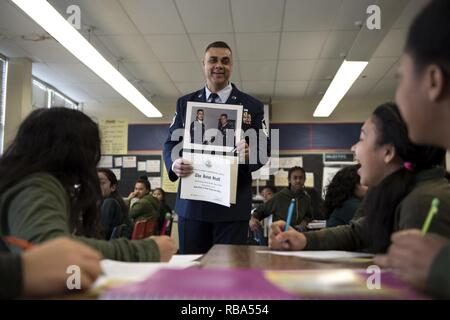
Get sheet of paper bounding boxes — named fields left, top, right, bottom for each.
left=122, top=156, right=137, bottom=168
left=111, top=168, right=121, bottom=181
left=146, top=160, right=161, bottom=173
left=93, top=257, right=201, bottom=289
left=148, top=177, right=161, bottom=189
left=114, top=157, right=122, bottom=167
left=305, top=172, right=314, bottom=188
left=137, top=161, right=146, bottom=172
left=98, top=155, right=113, bottom=168
left=257, top=250, right=374, bottom=261
left=181, top=153, right=231, bottom=207
left=162, top=163, right=179, bottom=193
left=279, top=157, right=303, bottom=169
left=274, top=169, right=288, bottom=187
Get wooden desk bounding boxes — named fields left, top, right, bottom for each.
left=199, top=244, right=372, bottom=270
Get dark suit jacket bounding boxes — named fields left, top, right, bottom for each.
left=163, top=83, right=270, bottom=222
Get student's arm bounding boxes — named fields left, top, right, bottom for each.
left=5, top=175, right=166, bottom=262
left=426, top=243, right=450, bottom=299
left=303, top=217, right=371, bottom=251
left=252, top=197, right=276, bottom=221
left=0, top=253, right=23, bottom=299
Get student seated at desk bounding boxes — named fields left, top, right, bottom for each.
left=152, top=188, right=172, bottom=234
left=0, top=108, right=176, bottom=262
left=324, top=164, right=367, bottom=227
left=97, top=168, right=133, bottom=240
left=0, top=237, right=101, bottom=299
left=375, top=0, right=450, bottom=299
left=127, top=176, right=160, bottom=223
left=252, top=167, right=313, bottom=232
left=269, top=103, right=450, bottom=255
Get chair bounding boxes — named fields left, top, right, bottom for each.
left=110, top=224, right=131, bottom=240
left=131, top=218, right=158, bottom=240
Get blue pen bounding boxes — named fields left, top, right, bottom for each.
left=284, top=199, right=296, bottom=232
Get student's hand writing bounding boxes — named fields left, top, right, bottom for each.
left=268, top=220, right=307, bottom=251
left=150, top=235, right=177, bottom=262
left=22, top=237, right=102, bottom=297
left=172, top=158, right=193, bottom=177
left=375, top=229, right=448, bottom=291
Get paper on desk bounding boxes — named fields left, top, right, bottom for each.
left=257, top=250, right=374, bottom=261
left=92, top=255, right=202, bottom=290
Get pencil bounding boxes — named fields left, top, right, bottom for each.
left=421, top=198, right=440, bottom=235
left=3, top=236, right=35, bottom=251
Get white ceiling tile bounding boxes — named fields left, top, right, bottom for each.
left=162, top=62, right=203, bottom=82
left=175, top=82, right=205, bottom=95
left=320, top=31, right=359, bottom=58
left=362, top=57, right=398, bottom=80
left=97, top=35, right=158, bottom=63
left=310, top=59, right=342, bottom=80
left=124, top=63, right=172, bottom=83
left=372, top=29, right=408, bottom=57
left=370, top=79, right=398, bottom=97
left=33, top=63, right=71, bottom=86
left=393, top=0, right=430, bottom=29
left=384, top=61, right=400, bottom=79
left=0, top=0, right=44, bottom=36
left=276, top=60, right=315, bottom=81
left=50, top=0, right=140, bottom=35
left=284, top=0, right=342, bottom=31
left=241, top=81, right=274, bottom=97
left=275, top=81, right=308, bottom=99
left=231, top=0, right=284, bottom=32
left=53, top=83, right=94, bottom=102
left=280, top=32, right=328, bottom=60
left=77, top=82, right=122, bottom=100
left=190, top=34, right=236, bottom=60
left=235, top=33, right=280, bottom=60
left=119, top=0, right=185, bottom=34
left=14, top=39, right=78, bottom=64
left=0, top=39, right=31, bottom=59
left=47, top=63, right=103, bottom=84
left=305, top=80, right=331, bottom=97
left=332, top=0, right=374, bottom=30
left=145, top=34, right=197, bottom=62
left=141, top=81, right=181, bottom=99
left=347, top=78, right=378, bottom=97
left=175, top=0, right=233, bottom=33
left=240, top=61, right=276, bottom=81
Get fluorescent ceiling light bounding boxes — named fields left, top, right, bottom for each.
left=313, top=60, right=368, bottom=117
left=12, top=0, right=162, bottom=118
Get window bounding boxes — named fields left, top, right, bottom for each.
left=0, top=54, right=7, bottom=154
left=32, top=78, right=78, bottom=110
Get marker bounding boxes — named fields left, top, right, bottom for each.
left=3, top=236, right=35, bottom=251
left=422, top=198, right=440, bottom=235
left=284, top=199, right=296, bottom=232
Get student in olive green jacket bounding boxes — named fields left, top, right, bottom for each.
left=127, top=176, right=160, bottom=222
left=269, top=103, right=450, bottom=299
left=375, top=0, right=450, bottom=299
left=0, top=108, right=176, bottom=264
left=251, top=166, right=313, bottom=231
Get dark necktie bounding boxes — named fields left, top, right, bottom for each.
left=209, top=93, right=219, bottom=103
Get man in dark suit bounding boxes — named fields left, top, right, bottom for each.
left=217, top=113, right=234, bottom=146
left=163, top=41, right=270, bottom=254
left=189, top=109, right=205, bottom=144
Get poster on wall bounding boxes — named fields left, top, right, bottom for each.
left=99, top=119, right=128, bottom=155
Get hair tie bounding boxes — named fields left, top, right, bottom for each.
left=404, top=162, right=414, bottom=171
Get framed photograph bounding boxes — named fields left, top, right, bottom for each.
left=184, top=101, right=243, bottom=153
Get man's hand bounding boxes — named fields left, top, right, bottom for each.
left=375, top=229, right=448, bottom=291
left=249, top=216, right=262, bottom=232
left=268, top=220, right=307, bottom=251
left=236, top=140, right=249, bottom=163
left=22, top=237, right=102, bottom=297
left=150, top=236, right=177, bottom=262
left=172, top=158, right=193, bottom=177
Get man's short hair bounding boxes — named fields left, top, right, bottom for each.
left=197, top=109, right=204, bottom=114
left=205, top=41, right=232, bottom=54
left=220, top=113, right=228, bottom=118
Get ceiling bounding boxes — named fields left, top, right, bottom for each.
left=0, top=0, right=430, bottom=121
